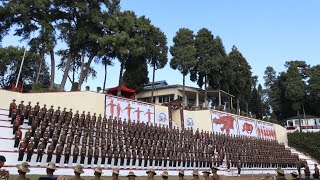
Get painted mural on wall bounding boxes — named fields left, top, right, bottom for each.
left=184, top=114, right=196, bottom=130
left=256, top=121, right=276, bottom=140
left=211, top=110, right=238, bottom=136
left=105, top=95, right=155, bottom=124
left=237, top=117, right=257, bottom=137
left=155, top=108, right=169, bottom=126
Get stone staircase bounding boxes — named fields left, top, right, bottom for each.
left=288, top=146, right=318, bottom=172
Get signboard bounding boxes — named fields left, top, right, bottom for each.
left=237, top=117, right=257, bottom=137
left=184, top=112, right=196, bottom=130
left=256, top=121, right=276, bottom=140
left=211, top=110, right=238, bottom=136
left=105, top=95, right=155, bottom=124
left=155, top=107, right=170, bottom=126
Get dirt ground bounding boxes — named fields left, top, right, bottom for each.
left=9, top=174, right=297, bottom=180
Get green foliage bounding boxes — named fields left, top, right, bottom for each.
left=146, top=27, right=168, bottom=70
left=71, top=83, right=79, bottom=92
left=288, top=132, right=320, bottom=163
left=0, top=46, right=50, bottom=90
left=191, top=28, right=216, bottom=88
left=263, top=61, right=320, bottom=122
left=99, top=10, right=157, bottom=95
left=249, top=87, right=263, bottom=119
left=228, top=46, right=252, bottom=111
left=0, top=0, right=123, bottom=91
left=208, top=36, right=228, bottom=89
left=308, top=65, right=320, bottom=101
left=57, top=49, right=97, bottom=88
left=0, top=0, right=57, bottom=89
left=123, top=61, right=149, bottom=91
left=170, top=28, right=197, bottom=104
left=170, top=28, right=197, bottom=76
left=264, top=66, right=277, bottom=88
left=285, top=66, right=307, bottom=111
left=30, top=83, right=45, bottom=93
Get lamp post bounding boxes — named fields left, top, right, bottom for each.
left=15, top=47, right=27, bottom=88
left=298, top=110, right=302, bottom=133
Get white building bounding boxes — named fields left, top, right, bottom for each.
left=137, top=80, right=234, bottom=109
left=286, top=115, right=320, bottom=132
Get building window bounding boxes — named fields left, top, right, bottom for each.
left=138, top=97, right=154, bottom=103
left=158, top=94, right=174, bottom=103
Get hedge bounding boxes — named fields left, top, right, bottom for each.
left=288, top=132, right=320, bottom=163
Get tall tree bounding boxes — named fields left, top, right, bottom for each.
left=249, top=77, right=263, bottom=119
left=308, top=65, right=320, bottom=114
left=207, top=36, right=226, bottom=90
left=100, top=57, right=114, bottom=93
left=100, top=11, right=154, bottom=96
left=55, top=1, right=106, bottom=91
left=228, top=46, right=252, bottom=114
left=170, top=28, right=197, bottom=105
left=76, top=0, right=121, bottom=91
left=0, top=0, right=57, bottom=89
left=263, top=66, right=277, bottom=89
left=285, top=64, right=307, bottom=113
left=0, top=46, right=50, bottom=90
left=57, top=50, right=97, bottom=91
left=203, top=36, right=233, bottom=108
left=146, top=27, right=168, bottom=103
left=191, top=28, right=216, bottom=107
left=123, top=59, right=149, bottom=91
left=308, top=65, right=320, bottom=102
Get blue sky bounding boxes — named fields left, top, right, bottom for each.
left=2, top=0, right=320, bottom=91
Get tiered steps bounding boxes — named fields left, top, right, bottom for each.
left=0, top=108, right=299, bottom=176
left=288, top=147, right=318, bottom=173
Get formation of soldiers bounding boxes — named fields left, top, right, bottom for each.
left=9, top=99, right=302, bottom=170
left=6, top=160, right=222, bottom=180
left=0, top=153, right=318, bottom=180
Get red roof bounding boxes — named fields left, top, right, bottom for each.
left=107, top=85, right=136, bottom=99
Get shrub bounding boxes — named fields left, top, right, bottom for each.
left=30, top=83, right=45, bottom=93
left=288, top=132, right=320, bottom=163
left=97, top=86, right=102, bottom=92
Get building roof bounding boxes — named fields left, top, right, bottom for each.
left=142, top=80, right=201, bottom=91
left=140, top=80, right=235, bottom=98
left=286, top=115, right=320, bottom=120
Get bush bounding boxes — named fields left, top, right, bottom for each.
left=218, top=105, right=224, bottom=111
left=288, top=132, right=320, bottom=163
left=71, top=83, right=79, bottom=91
left=97, top=87, right=102, bottom=92
left=85, top=86, right=90, bottom=91
left=30, top=83, right=45, bottom=93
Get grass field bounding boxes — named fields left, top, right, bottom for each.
left=9, top=174, right=298, bottom=180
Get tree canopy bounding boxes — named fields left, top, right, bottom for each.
left=0, top=46, right=50, bottom=91
left=170, top=28, right=197, bottom=105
